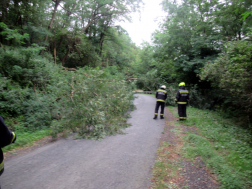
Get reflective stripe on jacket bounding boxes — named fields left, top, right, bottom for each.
left=156, top=88, right=167, bottom=102
left=175, top=86, right=189, bottom=104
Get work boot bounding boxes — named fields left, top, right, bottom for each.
left=153, top=115, right=157, bottom=119
left=160, top=115, right=164, bottom=119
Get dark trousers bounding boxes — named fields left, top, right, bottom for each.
left=0, top=148, right=3, bottom=176
left=155, top=101, right=165, bottom=116
left=178, top=104, right=187, bottom=120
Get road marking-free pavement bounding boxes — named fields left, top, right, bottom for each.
left=1, top=94, right=166, bottom=189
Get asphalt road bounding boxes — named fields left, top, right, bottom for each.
left=0, top=94, right=166, bottom=189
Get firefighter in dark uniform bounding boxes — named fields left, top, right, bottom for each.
left=175, top=82, right=189, bottom=121
left=153, top=85, right=167, bottom=119
left=0, top=115, right=17, bottom=187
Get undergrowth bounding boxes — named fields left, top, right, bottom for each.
left=2, top=129, right=50, bottom=153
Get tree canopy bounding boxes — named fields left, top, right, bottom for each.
left=1, top=0, right=252, bottom=135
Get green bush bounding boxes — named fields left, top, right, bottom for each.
left=0, top=45, right=52, bottom=89
left=0, top=46, right=64, bottom=131
left=50, top=67, right=135, bottom=139
left=199, top=30, right=252, bottom=123
left=165, top=84, right=177, bottom=106
left=0, top=42, right=135, bottom=140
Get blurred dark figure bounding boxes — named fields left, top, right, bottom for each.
left=153, top=85, right=167, bottom=119
left=175, top=82, right=189, bottom=121
left=0, top=116, right=17, bottom=188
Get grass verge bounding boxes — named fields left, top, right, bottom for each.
left=152, top=106, right=252, bottom=189
left=151, top=141, right=183, bottom=189
left=2, top=129, right=51, bottom=153
left=1, top=116, right=51, bottom=153
left=181, top=107, right=252, bottom=189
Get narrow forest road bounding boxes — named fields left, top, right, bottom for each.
left=0, top=94, right=165, bottom=189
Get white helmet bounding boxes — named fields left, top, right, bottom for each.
left=161, top=85, right=166, bottom=89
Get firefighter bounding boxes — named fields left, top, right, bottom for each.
left=153, top=85, right=167, bottom=119
left=175, top=82, right=189, bottom=121
left=0, top=115, right=17, bottom=181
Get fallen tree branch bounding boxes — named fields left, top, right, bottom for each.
left=63, top=67, right=77, bottom=71
left=70, top=76, right=76, bottom=104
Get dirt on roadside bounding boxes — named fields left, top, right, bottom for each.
left=151, top=107, right=219, bottom=189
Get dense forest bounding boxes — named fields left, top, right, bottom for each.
left=0, top=0, right=252, bottom=136
left=0, top=0, right=142, bottom=139
left=137, top=0, right=252, bottom=125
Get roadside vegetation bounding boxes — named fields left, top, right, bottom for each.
left=183, top=107, right=252, bottom=188
left=0, top=0, right=141, bottom=151
left=1, top=1, right=252, bottom=187
left=151, top=106, right=252, bottom=189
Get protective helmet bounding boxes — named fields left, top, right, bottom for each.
left=161, top=85, right=166, bottom=89
left=178, top=82, right=185, bottom=87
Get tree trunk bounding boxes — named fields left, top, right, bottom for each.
left=44, top=0, right=61, bottom=43
left=56, top=3, right=76, bottom=53
left=0, top=0, right=9, bottom=23
left=81, top=4, right=106, bottom=33
left=82, top=13, right=95, bottom=33
left=99, top=32, right=104, bottom=56
left=61, top=3, right=77, bottom=29
left=62, top=47, right=71, bottom=66
left=54, top=47, right=57, bottom=65
left=32, top=81, right=37, bottom=93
